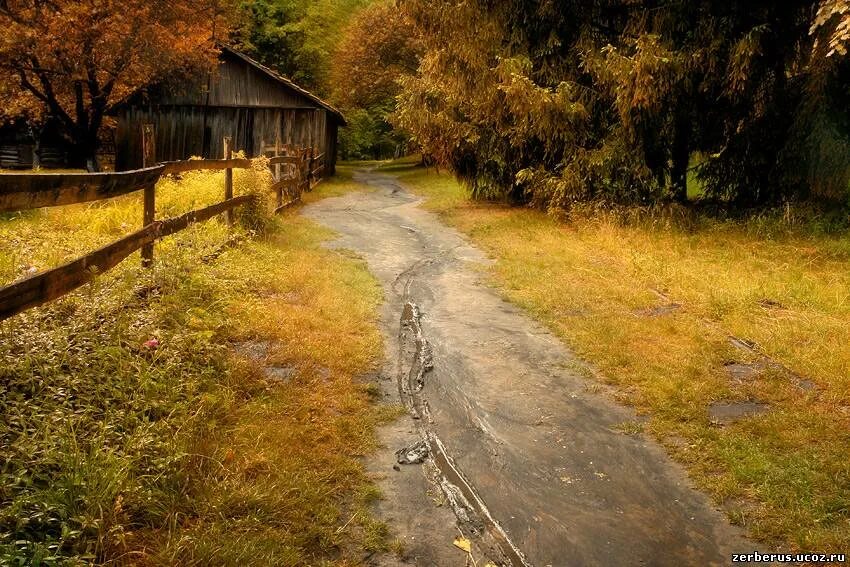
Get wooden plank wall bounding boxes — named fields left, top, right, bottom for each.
left=157, top=51, right=312, bottom=108
left=116, top=107, right=335, bottom=171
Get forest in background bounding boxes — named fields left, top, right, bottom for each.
left=1, top=0, right=848, bottom=202
left=229, top=0, right=408, bottom=160
left=352, top=1, right=850, bottom=209
left=236, top=0, right=850, bottom=209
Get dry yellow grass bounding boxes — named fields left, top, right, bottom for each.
left=0, top=165, right=392, bottom=564
left=384, top=158, right=850, bottom=551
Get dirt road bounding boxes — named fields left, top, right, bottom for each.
left=303, top=168, right=754, bottom=566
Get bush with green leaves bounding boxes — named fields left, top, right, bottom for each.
left=394, top=0, right=850, bottom=208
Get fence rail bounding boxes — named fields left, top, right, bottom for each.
left=0, top=167, right=166, bottom=213
left=0, top=195, right=253, bottom=320
left=162, top=158, right=252, bottom=175
left=0, top=130, right=324, bottom=322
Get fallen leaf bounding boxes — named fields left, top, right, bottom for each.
left=453, top=536, right=471, bottom=553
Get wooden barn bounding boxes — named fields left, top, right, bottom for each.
left=115, top=46, right=344, bottom=173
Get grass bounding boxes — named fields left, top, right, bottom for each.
left=380, top=156, right=850, bottom=552
left=0, top=164, right=394, bottom=564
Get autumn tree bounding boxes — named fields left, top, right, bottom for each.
left=331, top=0, right=418, bottom=159
left=395, top=0, right=850, bottom=207
left=231, top=0, right=373, bottom=95
left=0, top=0, right=228, bottom=171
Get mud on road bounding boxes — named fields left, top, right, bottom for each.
left=303, top=168, right=754, bottom=566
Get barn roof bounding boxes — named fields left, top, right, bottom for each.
left=220, top=46, right=346, bottom=125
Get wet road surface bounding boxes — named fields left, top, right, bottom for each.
left=303, top=168, right=754, bottom=566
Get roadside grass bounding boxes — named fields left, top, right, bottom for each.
left=301, top=164, right=371, bottom=205
left=0, top=166, right=391, bottom=564
left=381, top=158, right=850, bottom=551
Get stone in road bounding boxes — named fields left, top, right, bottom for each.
left=303, top=168, right=753, bottom=566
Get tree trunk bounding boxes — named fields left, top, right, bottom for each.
left=86, top=152, right=101, bottom=173
left=82, top=114, right=105, bottom=173
left=670, top=107, right=690, bottom=203
left=76, top=132, right=101, bottom=172
left=29, top=122, right=43, bottom=170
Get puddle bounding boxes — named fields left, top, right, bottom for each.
left=401, top=302, right=433, bottom=392
left=709, top=401, right=769, bottom=425
left=397, top=301, right=531, bottom=566
left=724, top=362, right=765, bottom=382
left=266, top=366, right=296, bottom=382
left=233, top=340, right=274, bottom=362
left=724, top=357, right=817, bottom=392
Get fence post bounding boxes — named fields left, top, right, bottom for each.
left=141, top=124, right=156, bottom=268
left=302, top=146, right=310, bottom=196
left=223, top=136, right=234, bottom=226
left=296, top=146, right=304, bottom=201
left=275, top=136, right=283, bottom=208
left=308, top=147, right=315, bottom=191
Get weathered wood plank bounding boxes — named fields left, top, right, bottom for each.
left=141, top=124, right=157, bottom=267
left=0, top=167, right=165, bottom=213
left=224, top=137, right=234, bottom=226
left=0, top=158, right=255, bottom=214
left=0, top=226, right=157, bottom=320
left=270, top=178, right=296, bottom=194
left=161, top=158, right=252, bottom=174
left=0, top=195, right=254, bottom=321
left=268, top=155, right=304, bottom=166
left=157, top=195, right=254, bottom=238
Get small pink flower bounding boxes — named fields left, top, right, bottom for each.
left=143, top=338, right=160, bottom=350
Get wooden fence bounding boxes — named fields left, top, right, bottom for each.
left=0, top=131, right=322, bottom=321
left=263, top=141, right=325, bottom=213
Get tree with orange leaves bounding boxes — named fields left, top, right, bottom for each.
left=0, top=0, right=229, bottom=170
left=330, top=1, right=419, bottom=159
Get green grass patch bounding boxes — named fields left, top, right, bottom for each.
left=381, top=159, right=850, bottom=552
left=0, top=168, right=390, bottom=564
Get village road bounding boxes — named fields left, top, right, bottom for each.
left=303, top=168, right=755, bottom=567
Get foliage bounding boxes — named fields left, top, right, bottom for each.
left=812, top=0, right=850, bottom=58
left=337, top=106, right=399, bottom=160
left=230, top=0, right=311, bottom=87
left=231, top=0, right=416, bottom=159
left=331, top=1, right=419, bottom=160
left=0, top=0, right=227, bottom=171
left=231, top=0, right=373, bottom=95
left=331, top=1, right=418, bottom=111
left=394, top=0, right=850, bottom=208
